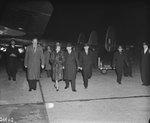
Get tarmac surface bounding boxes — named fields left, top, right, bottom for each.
left=0, top=65, right=150, bottom=123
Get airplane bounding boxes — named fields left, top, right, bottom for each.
left=0, top=0, right=53, bottom=54
left=98, top=26, right=117, bottom=74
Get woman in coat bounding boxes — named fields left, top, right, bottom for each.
left=51, top=42, right=64, bottom=91
left=24, top=38, right=44, bottom=91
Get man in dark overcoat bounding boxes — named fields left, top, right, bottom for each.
left=24, top=38, right=44, bottom=91
left=113, top=45, right=128, bottom=84
left=63, top=43, right=79, bottom=92
left=91, top=47, right=98, bottom=69
left=140, top=42, right=150, bottom=86
left=6, top=40, right=19, bottom=81
left=123, top=46, right=132, bottom=77
left=79, top=43, right=93, bottom=89
left=44, top=45, right=52, bottom=78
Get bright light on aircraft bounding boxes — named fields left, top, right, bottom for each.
left=0, top=30, right=4, bottom=35
left=18, top=27, right=23, bottom=30
left=18, top=48, right=24, bottom=53
left=0, top=47, right=7, bottom=52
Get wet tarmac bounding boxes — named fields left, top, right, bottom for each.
left=0, top=66, right=150, bottom=123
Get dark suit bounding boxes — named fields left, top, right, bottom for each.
left=123, top=49, right=132, bottom=77
left=79, top=49, right=93, bottom=88
left=113, top=51, right=128, bottom=83
left=64, top=50, right=79, bottom=91
left=6, top=45, right=19, bottom=80
left=140, top=49, right=150, bottom=85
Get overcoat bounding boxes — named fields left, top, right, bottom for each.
left=113, top=51, right=128, bottom=69
left=44, top=50, right=52, bottom=70
left=51, top=50, right=64, bottom=81
left=140, top=49, right=150, bottom=85
left=63, top=50, right=79, bottom=80
left=79, top=50, right=93, bottom=79
left=24, top=44, right=44, bottom=80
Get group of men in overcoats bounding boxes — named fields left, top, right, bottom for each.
left=113, top=43, right=150, bottom=85
left=4, top=37, right=150, bottom=94
left=5, top=38, right=150, bottom=92
left=23, top=38, right=93, bottom=92
left=64, top=43, right=93, bottom=91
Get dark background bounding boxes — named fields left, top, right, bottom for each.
left=0, top=0, right=149, bottom=45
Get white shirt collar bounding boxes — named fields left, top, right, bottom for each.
left=144, top=47, right=148, bottom=54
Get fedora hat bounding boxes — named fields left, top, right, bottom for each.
left=66, top=43, right=73, bottom=47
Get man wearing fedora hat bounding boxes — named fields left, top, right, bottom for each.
left=24, top=38, right=44, bottom=91
left=140, top=41, right=150, bottom=86
left=63, top=43, right=79, bottom=92
left=113, top=45, right=128, bottom=84
left=79, top=43, right=93, bottom=89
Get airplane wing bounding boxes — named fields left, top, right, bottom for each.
left=0, top=0, right=53, bottom=38
left=0, top=25, right=26, bottom=36
left=0, top=0, right=53, bottom=48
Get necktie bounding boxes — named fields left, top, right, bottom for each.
left=33, top=47, right=36, bottom=52
left=85, top=51, right=88, bottom=55
left=144, top=49, right=147, bottom=54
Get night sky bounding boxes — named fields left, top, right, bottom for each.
left=45, top=0, right=150, bottom=45
left=0, top=0, right=149, bottom=45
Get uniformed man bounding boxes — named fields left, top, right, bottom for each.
left=6, top=40, right=19, bottom=81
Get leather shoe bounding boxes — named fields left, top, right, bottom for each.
left=84, top=86, right=88, bottom=89
left=117, top=81, right=121, bottom=84
left=29, top=89, right=32, bottom=91
left=65, top=86, right=68, bottom=89
left=72, top=90, right=77, bottom=92
left=142, top=83, right=150, bottom=86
